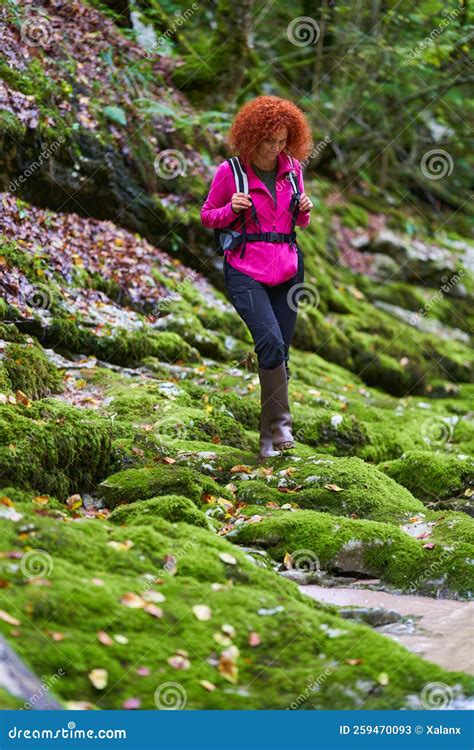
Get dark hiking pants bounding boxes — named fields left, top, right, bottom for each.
left=223, top=245, right=305, bottom=378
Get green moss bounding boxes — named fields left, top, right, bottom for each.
left=229, top=509, right=474, bottom=598
left=155, top=312, right=229, bottom=360
left=0, top=687, right=26, bottom=709
left=234, top=454, right=424, bottom=523
left=109, top=494, right=210, bottom=528
left=46, top=319, right=201, bottom=367
left=0, top=400, right=112, bottom=498
left=294, top=411, right=369, bottom=454
left=0, top=499, right=471, bottom=709
left=99, top=465, right=232, bottom=509
left=3, top=341, right=62, bottom=399
left=333, top=202, right=370, bottom=228
left=379, top=451, right=474, bottom=503
left=0, top=364, right=12, bottom=393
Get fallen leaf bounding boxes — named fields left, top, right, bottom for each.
left=142, top=590, right=166, bottom=603
left=88, top=669, right=108, bottom=690
left=97, top=630, right=114, bottom=646
left=324, top=484, right=344, bottom=492
left=32, top=495, right=49, bottom=505
left=218, top=645, right=239, bottom=684
left=113, top=634, right=129, bottom=644
left=219, top=552, right=237, bottom=565
left=143, top=603, right=164, bottom=618
left=192, top=604, right=212, bottom=621
left=108, top=539, right=134, bottom=552
left=123, top=697, right=141, bottom=709
left=200, top=680, right=216, bottom=692
left=66, top=701, right=96, bottom=710
left=248, top=632, right=261, bottom=647
left=0, top=610, right=20, bottom=626
left=230, top=465, right=252, bottom=474
left=15, top=390, right=31, bottom=407
left=345, top=658, right=363, bottom=665
left=120, top=592, right=145, bottom=608
left=221, top=623, right=236, bottom=638
left=167, top=654, right=190, bottom=670
left=136, top=666, right=151, bottom=676
left=66, top=494, right=82, bottom=510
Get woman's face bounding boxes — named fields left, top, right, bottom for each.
left=256, top=125, right=288, bottom=159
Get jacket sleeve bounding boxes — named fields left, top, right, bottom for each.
left=200, top=161, right=238, bottom=229
left=294, top=160, right=311, bottom=229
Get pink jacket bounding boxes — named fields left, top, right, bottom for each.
left=200, top=151, right=310, bottom=286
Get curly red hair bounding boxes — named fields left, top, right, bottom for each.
left=228, top=95, right=313, bottom=165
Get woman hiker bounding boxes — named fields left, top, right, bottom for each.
left=200, top=95, right=313, bottom=460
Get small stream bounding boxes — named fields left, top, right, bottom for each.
left=300, top=585, right=474, bottom=676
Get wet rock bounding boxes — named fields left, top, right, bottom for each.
left=338, top=606, right=403, bottom=627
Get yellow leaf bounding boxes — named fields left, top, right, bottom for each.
left=88, top=668, right=108, bottom=690
left=200, top=680, right=216, bottom=692
left=33, top=495, right=50, bottom=505
left=0, top=610, right=20, bottom=626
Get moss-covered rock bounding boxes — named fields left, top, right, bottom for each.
left=379, top=451, right=474, bottom=504
left=3, top=340, right=62, bottom=399
left=228, top=509, right=474, bottom=598
left=98, top=465, right=232, bottom=509
left=234, top=455, right=424, bottom=523
left=109, top=494, right=210, bottom=528
left=0, top=400, right=112, bottom=498
left=45, top=319, right=201, bottom=367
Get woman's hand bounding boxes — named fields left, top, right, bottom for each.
left=298, top=193, right=313, bottom=212
left=231, top=192, right=252, bottom=214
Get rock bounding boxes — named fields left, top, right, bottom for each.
left=338, top=607, right=403, bottom=627
left=373, top=301, right=471, bottom=343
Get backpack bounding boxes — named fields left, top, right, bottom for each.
left=214, top=155, right=302, bottom=259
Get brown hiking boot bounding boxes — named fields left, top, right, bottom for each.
left=257, top=362, right=295, bottom=453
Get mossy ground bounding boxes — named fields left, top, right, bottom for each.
left=0, top=487, right=472, bottom=709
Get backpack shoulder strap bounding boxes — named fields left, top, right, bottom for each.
left=228, top=156, right=249, bottom=195
left=286, top=156, right=301, bottom=197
